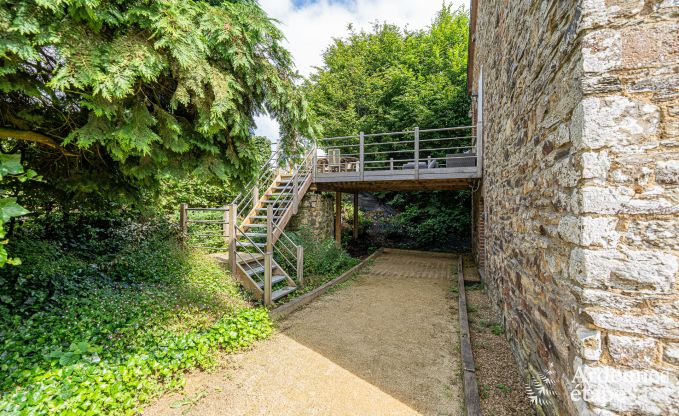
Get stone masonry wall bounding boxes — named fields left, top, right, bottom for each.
left=287, top=191, right=334, bottom=241
left=472, top=1, right=678, bottom=415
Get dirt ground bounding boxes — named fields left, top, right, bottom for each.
left=463, top=262, right=536, bottom=416
left=144, top=250, right=463, bottom=416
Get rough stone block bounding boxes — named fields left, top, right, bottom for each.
left=608, top=334, right=658, bottom=368
left=558, top=216, right=619, bottom=247
left=579, top=185, right=679, bottom=215
left=582, top=29, right=621, bottom=73
left=580, top=0, right=644, bottom=28
left=574, top=364, right=678, bottom=415
left=577, top=326, right=603, bottom=361
left=663, top=342, right=679, bottom=366
left=569, top=248, right=677, bottom=293
left=621, top=219, right=679, bottom=251
left=585, top=303, right=679, bottom=340
left=574, top=96, right=660, bottom=151
left=656, top=160, right=679, bottom=185
left=581, top=151, right=610, bottom=180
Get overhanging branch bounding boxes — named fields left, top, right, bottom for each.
left=0, top=127, right=76, bottom=156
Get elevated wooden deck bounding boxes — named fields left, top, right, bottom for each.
left=312, top=126, right=482, bottom=192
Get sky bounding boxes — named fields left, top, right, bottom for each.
left=254, top=0, right=468, bottom=143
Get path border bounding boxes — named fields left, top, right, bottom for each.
left=270, top=248, right=384, bottom=320
left=458, top=256, right=481, bottom=416
left=382, top=247, right=458, bottom=258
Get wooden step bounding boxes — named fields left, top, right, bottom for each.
left=244, top=232, right=267, bottom=238
left=244, top=265, right=265, bottom=276
left=272, top=286, right=297, bottom=301
left=235, top=252, right=264, bottom=263
left=236, top=241, right=265, bottom=248
left=257, top=275, right=287, bottom=289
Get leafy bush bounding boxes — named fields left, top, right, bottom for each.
left=289, top=228, right=359, bottom=278
left=0, top=221, right=272, bottom=415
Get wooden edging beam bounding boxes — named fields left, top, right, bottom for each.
left=270, top=248, right=384, bottom=320
left=458, top=256, right=481, bottom=416
left=381, top=247, right=457, bottom=259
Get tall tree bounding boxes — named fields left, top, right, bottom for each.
left=303, top=5, right=469, bottom=136
left=0, top=0, right=318, bottom=204
left=302, top=5, right=472, bottom=249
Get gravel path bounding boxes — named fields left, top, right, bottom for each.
left=144, top=250, right=463, bottom=416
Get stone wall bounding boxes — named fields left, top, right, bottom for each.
left=471, top=1, right=678, bottom=415
left=287, top=191, right=334, bottom=241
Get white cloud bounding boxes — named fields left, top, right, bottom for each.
left=254, top=0, right=468, bottom=143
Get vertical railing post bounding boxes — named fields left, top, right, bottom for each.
left=252, top=186, right=259, bottom=211
left=359, top=132, right=365, bottom=181
left=312, top=142, right=317, bottom=181
left=293, top=172, right=300, bottom=215
left=179, top=203, right=188, bottom=244
left=229, top=203, right=237, bottom=272
left=222, top=205, right=229, bottom=246
left=390, top=157, right=394, bottom=171
left=264, top=205, right=273, bottom=306
left=414, top=127, right=420, bottom=180
left=296, top=245, right=304, bottom=286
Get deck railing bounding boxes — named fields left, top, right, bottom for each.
left=314, top=126, right=480, bottom=181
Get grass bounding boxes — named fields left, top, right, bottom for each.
left=496, top=383, right=512, bottom=394
left=0, top=224, right=272, bottom=415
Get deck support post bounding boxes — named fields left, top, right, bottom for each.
left=179, top=203, right=188, bottom=243
left=297, top=245, right=304, bottom=286
left=414, top=127, right=420, bottom=180
left=359, top=132, right=365, bottom=181
left=353, top=193, right=359, bottom=240
left=264, top=205, right=273, bottom=306
left=228, top=204, right=237, bottom=272
left=335, top=191, right=342, bottom=248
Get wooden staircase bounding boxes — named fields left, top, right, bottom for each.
left=204, top=147, right=315, bottom=305
left=230, top=170, right=312, bottom=303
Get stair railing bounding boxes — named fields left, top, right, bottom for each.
left=272, top=221, right=305, bottom=285
left=267, top=146, right=316, bottom=229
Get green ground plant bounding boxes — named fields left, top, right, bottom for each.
left=274, top=228, right=360, bottom=303
left=0, top=220, right=272, bottom=415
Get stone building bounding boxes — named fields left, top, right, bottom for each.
left=468, top=1, right=678, bottom=415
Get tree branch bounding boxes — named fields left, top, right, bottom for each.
left=0, top=127, right=76, bottom=156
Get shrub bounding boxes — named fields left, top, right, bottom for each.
left=288, top=228, right=359, bottom=278
left=0, top=220, right=272, bottom=415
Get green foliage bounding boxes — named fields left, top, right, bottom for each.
left=382, top=190, right=471, bottom=250
left=1, top=0, right=318, bottom=205
left=0, top=223, right=272, bottom=415
left=0, top=153, right=38, bottom=267
left=290, top=228, right=359, bottom=278
left=302, top=5, right=472, bottom=250
left=303, top=4, right=469, bottom=135
left=275, top=228, right=359, bottom=303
